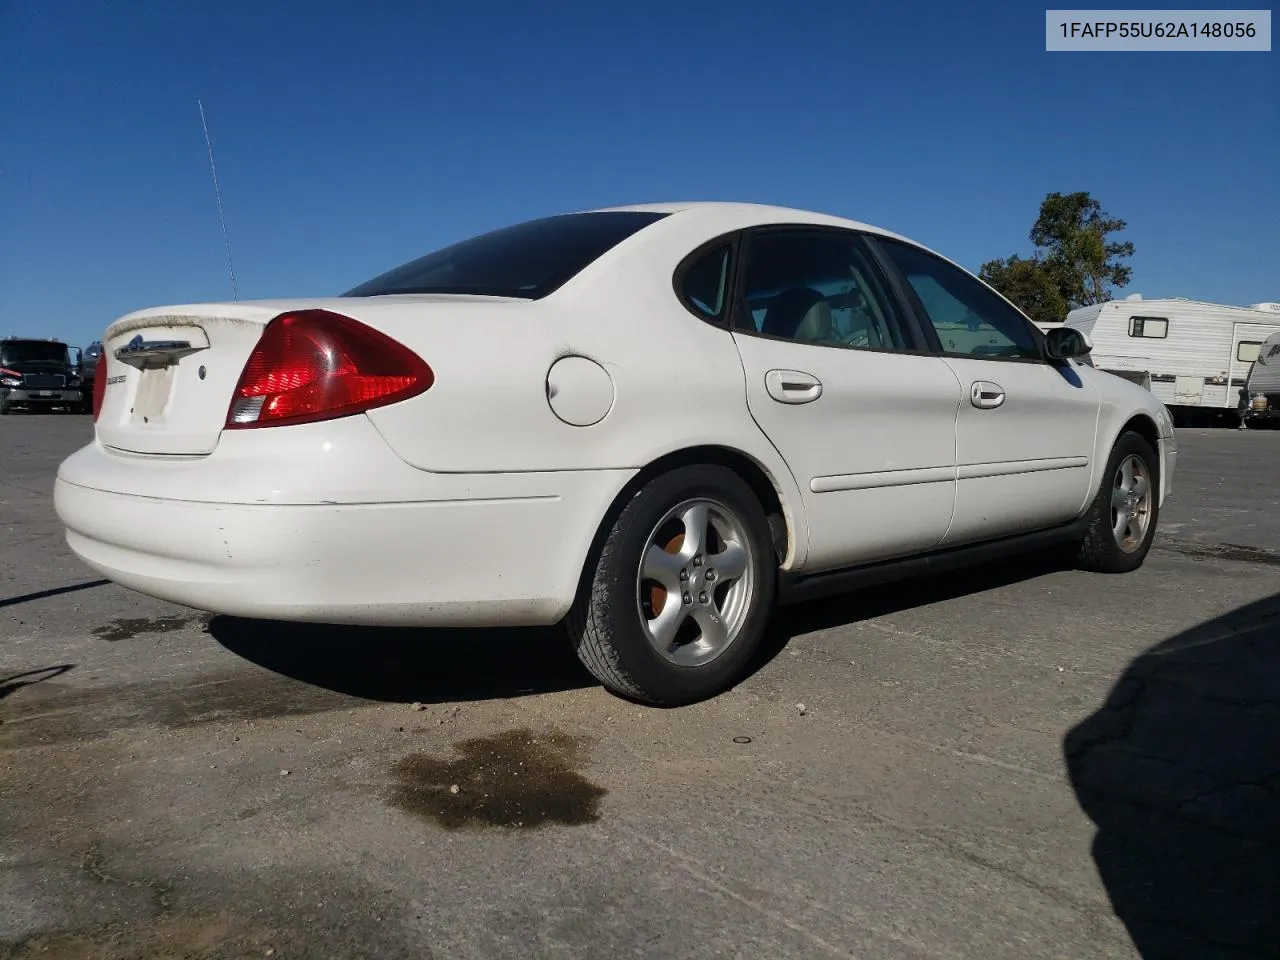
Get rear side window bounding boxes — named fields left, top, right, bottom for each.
left=678, top=244, right=732, bottom=320
left=737, top=229, right=912, bottom=351
left=343, top=211, right=668, bottom=300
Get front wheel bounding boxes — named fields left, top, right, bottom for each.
left=1076, top=430, right=1160, bottom=574
left=567, top=464, right=777, bottom=706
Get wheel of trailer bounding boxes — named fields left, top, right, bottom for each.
left=567, top=464, right=776, bottom=706
left=1076, top=430, right=1160, bottom=574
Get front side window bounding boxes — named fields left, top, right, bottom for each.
left=875, top=239, right=1041, bottom=360
left=735, top=229, right=911, bottom=351
left=1238, top=341, right=1262, bottom=363
left=1129, top=316, right=1169, bottom=339
left=343, top=211, right=668, bottom=300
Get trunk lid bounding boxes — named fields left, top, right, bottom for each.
left=96, top=299, right=334, bottom=456
left=93, top=295, right=511, bottom=456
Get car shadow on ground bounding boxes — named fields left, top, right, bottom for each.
left=209, top=619, right=595, bottom=704
left=1064, top=591, right=1280, bottom=959
left=753, top=547, right=1071, bottom=661
left=209, top=550, right=1070, bottom=706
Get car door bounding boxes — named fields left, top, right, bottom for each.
left=727, top=226, right=964, bottom=573
left=871, top=236, right=1101, bottom=546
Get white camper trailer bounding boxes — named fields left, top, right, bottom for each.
left=1064, top=296, right=1280, bottom=425
left=1241, top=330, right=1280, bottom=428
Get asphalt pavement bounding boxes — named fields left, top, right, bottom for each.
left=3, top=414, right=1279, bottom=960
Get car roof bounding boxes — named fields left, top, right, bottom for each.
left=586, top=200, right=915, bottom=244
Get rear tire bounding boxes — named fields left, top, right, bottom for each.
left=0, top=397, right=10, bottom=416
left=1076, top=430, right=1160, bottom=574
left=567, top=464, right=776, bottom=706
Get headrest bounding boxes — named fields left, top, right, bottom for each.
left=761, top=287, right=830, bottom=341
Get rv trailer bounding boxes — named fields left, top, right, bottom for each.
left=1240, top=330, right=1280, bottom=428
left=1064, top=296, right=1280, bottom=426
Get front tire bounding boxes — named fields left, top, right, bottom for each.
left=1076, top=430, right=1160, bottom=574
left=567, top=464, right=777, bottom=706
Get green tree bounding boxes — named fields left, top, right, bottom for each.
left=980, top=191, right=1135, bottom=320
left=978, top=254, right=1069, bottom=326
left=1029, top=191, right=1134, bottom=306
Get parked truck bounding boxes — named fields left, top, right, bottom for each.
left=0, top=336, right=87, bottom=414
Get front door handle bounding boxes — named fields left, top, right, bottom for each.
left=970, top=380, right=1006, bottom=409
left=765, top=369, right=823, bottom=404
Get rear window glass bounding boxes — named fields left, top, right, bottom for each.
left=343, top=211, right=669, bottom=300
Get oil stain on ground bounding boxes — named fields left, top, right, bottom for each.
left=92, top=615, right=201, bottom=642
left=390, top=728, right=606, bottom=830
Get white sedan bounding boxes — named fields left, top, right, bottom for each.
left=55, top=202, right=1177, bottom=705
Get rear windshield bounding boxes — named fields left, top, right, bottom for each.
left=342, top=211, right=669, bottom=299
left=0, top=341, right=69, bottom=365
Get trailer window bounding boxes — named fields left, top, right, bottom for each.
left=1129, top=316, right=1168, bottom=339
left=1237, top=341, right=1262, bottom=363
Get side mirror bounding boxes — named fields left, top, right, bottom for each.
left=1045, top=326, right=1093, bottom=361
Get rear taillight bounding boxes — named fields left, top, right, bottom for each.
left=225, top=309, right=433, bottom=429
left=91, top=355, right=107, bottom=421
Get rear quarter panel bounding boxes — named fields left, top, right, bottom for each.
left=358, top=215, right=811, bottom=565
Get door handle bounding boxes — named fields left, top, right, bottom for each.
left=970, top=380, right=1006, bottom=409
left=765, top=369, right=823, bottom=404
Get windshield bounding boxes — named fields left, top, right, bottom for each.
left=0, top=341, right=69, bottom=366
left=342, top=211, right=668, bottom=299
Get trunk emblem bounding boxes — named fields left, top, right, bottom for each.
left=114, top=336, right=207, bottom=370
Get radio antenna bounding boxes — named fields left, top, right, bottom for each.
left=197, top=98, right=239, bottom=301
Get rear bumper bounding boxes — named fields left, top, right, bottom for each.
left=54, top=417, right=634, bottom=627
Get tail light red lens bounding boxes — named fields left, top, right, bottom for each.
left=91, top=354, right=107, bottom=421
left=225, top=309, right=433, bottom=429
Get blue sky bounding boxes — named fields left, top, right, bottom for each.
left=1, top=0, right=1276, bottom=346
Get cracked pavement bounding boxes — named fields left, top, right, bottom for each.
left=2, top=416, right=1278, bottom=959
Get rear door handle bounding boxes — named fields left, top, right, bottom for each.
left=765, top=369, right=823, bottom=404
left=970, top=380, right=1006, bottom=409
